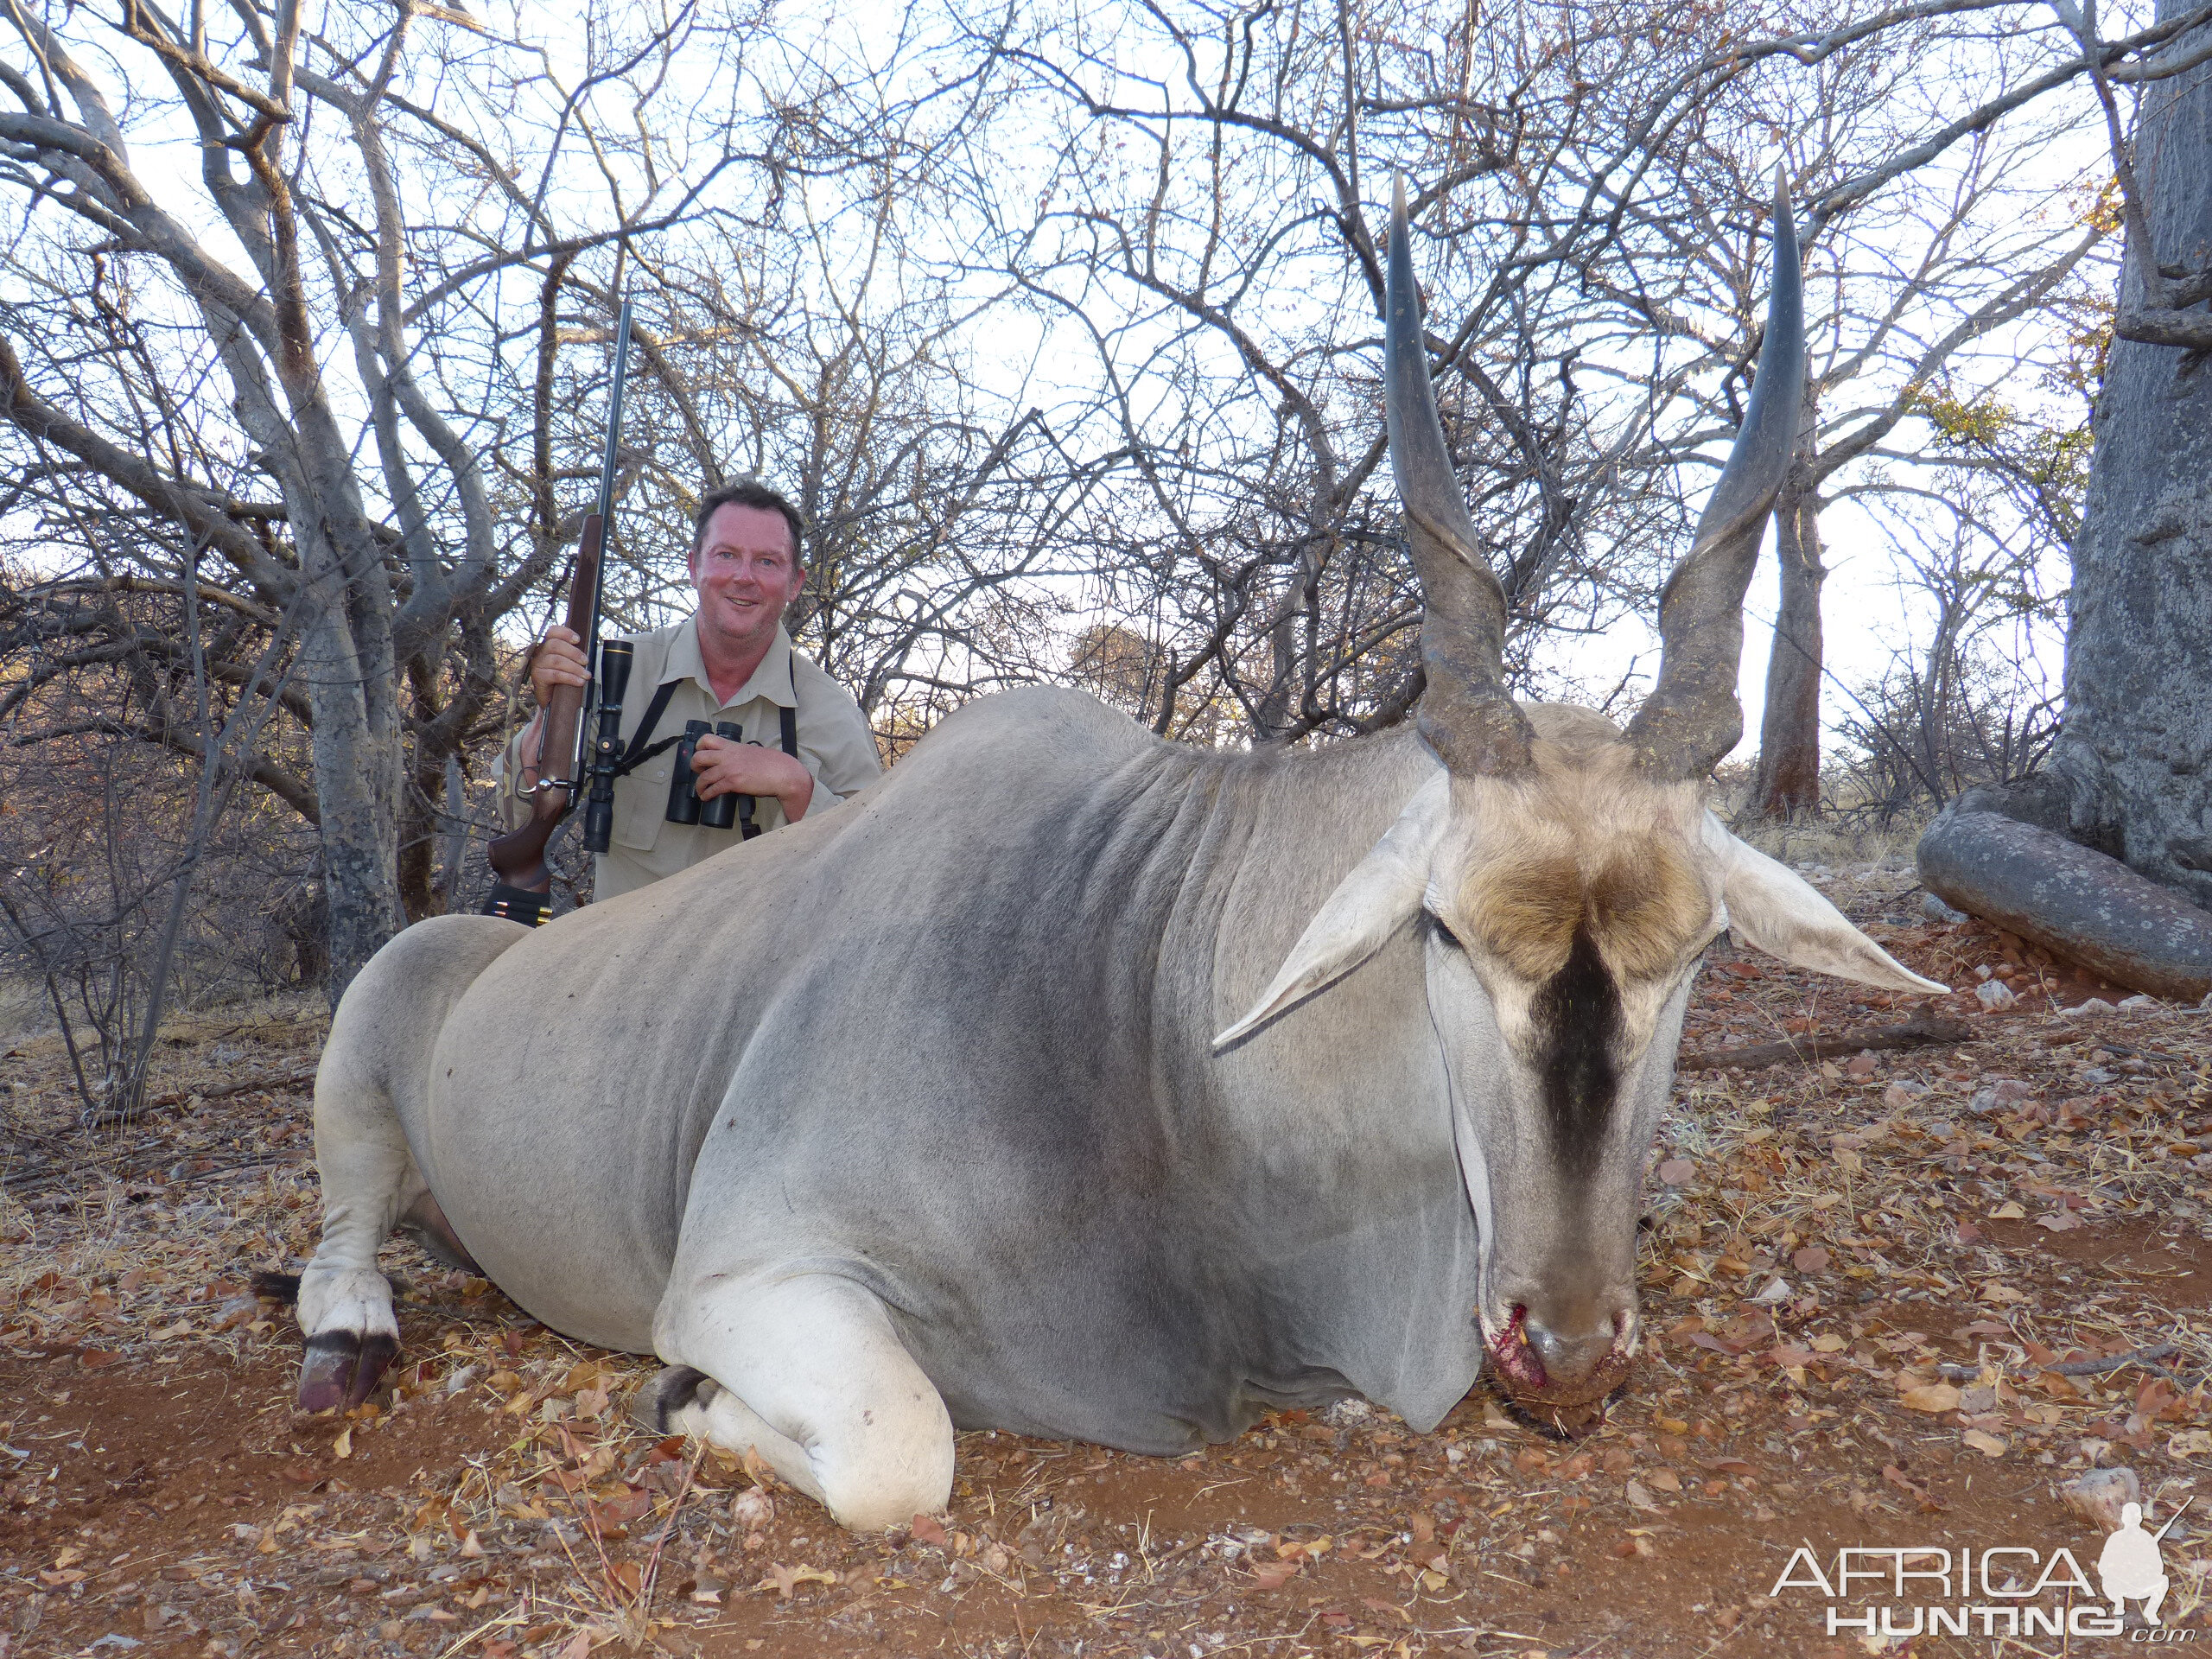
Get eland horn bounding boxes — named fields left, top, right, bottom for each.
left=1624, top=170, right=1808, bottom=780
left=1384, top=175, right=1535, bottom=778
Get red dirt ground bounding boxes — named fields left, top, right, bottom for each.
left=6, top=867, right=2212, bottom=1657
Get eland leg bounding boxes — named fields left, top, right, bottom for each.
left=295, top=914, right=525, bottom=1413
left=295, top=1051, right=411, bottom=1412
left=645, top=1272, right=954, bottom=1532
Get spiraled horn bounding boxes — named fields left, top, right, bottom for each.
left=1624, top=169, right=1807, bottom=779
left=1385, top=175, right=1535, bottom=777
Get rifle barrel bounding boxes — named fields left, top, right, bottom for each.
left=481, top=294, right=636, bottom=918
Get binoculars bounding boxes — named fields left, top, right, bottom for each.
left=577, top=638, right=768, bottom=851
left=666, top=720, right=750, bottom=830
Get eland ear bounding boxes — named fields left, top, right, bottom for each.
left=1704, top=817, right=1948, bottom=995
left=1214, top=774, right=1451, bottom=1048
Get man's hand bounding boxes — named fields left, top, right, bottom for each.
left=512, top=625, right=591, bottom=786
left=692, top=736, right=815, bottom=823
left=530, top=624, right=590, bottom=705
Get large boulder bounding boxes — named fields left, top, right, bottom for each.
left=1917, top=803, right=2212, bottom=1002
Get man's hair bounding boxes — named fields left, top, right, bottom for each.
left=690, top=478, right=805, bottom=567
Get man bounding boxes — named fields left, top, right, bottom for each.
left=504, top=478, right=880, bottom=900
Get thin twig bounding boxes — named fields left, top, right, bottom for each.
left=2048, top=1341, right=2180, bottom=1377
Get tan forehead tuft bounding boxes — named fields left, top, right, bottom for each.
left=1464, top=851, right=1585, bottom=981
left=1459, top=834, right=1707, bottom=983
left=1585, top=839, right=1707, bottom=979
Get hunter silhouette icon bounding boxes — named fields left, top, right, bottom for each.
left=2098, top=1499, right=2190, bottom=1624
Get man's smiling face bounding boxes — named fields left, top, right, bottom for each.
left=690, top=500, right=804, bottom=659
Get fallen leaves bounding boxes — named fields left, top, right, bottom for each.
left=1899, top=1382, right=1962, bottom=1414
left=908, top=1514, right=948, bottom=1548
left=1880, top=1465, right=1930, bottom=1504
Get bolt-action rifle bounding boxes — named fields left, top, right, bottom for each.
left=482, top=299, right=635, bottom=926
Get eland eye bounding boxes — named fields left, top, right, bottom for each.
left=1426, top=912, right=1467, bottom=952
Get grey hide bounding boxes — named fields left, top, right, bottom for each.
left=374, top=691, right=1548, bottom=1451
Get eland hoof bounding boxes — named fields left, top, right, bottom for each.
left=296, top=1328, right=397, bottom=1414
left=628, top=1364, right=715, bottom=1434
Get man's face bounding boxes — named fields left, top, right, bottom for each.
left=690, top=501, right=804, bottom=656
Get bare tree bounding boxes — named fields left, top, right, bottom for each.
left=943, top=0, right=2166, bottom=766
left=0, top=0, right=823, bottom=994
left=1745, top=153, right=2105, bottom=818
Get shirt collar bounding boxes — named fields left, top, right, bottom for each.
left=663, top=617, right=798, bottom=710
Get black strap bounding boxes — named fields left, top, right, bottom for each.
left=594, top=659, right=807, bottom=840
left=737, top=661, right=805, bottom=840
left=605, top=678, right=682, bottom=779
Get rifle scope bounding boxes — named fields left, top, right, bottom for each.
left=581, top=638, right=633, bottom=855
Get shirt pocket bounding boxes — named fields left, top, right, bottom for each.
left=613, top=765, right=669, bottom=852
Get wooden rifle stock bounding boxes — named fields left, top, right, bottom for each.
left=483, top=515, right=603, bottom=906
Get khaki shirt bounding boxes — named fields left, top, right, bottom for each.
left=499, top=619, right=881, bottom=900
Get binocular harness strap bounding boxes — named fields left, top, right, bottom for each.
left=739, top=664, right=804, bottom=839
left=604, top=679, right=684, bottom=780
left=610, top=661, right=804, bottom=842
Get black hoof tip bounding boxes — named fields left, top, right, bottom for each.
left=630, top=1365, right=713, bottom=1433
left=297, top=1329, right=398, bottom=1414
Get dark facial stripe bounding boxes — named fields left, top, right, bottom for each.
left=1531, top=925, right=1621, bottom=1177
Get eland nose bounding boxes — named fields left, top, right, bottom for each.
left=1523, top=1305, right=1628, bottom=1389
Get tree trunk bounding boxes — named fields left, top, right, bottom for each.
left=1917, top=3, right=2212, bottom=999
left=300, top=599, right=404, bottom=1004
left=2047, top=0, right=2212, bottom=904
left=1751, top=477, right=1826, bottom=818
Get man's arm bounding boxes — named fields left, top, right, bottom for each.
left=798, top=670, right=885, bottom=810
left=684, top=656, right=880, bottom=826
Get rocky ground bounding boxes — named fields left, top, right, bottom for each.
left=5, top=861, right=2212, bottom=1657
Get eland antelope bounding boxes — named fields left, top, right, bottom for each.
left=290, top=175, right=1942, bottom=1530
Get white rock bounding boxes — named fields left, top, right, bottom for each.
left=1749, top=1275, right=1792, bottom=1304
left=1974, top=979, right=2018, bottom=1010
left=2116, top=995, right=2162, bottom=1012
left=731, top=1486, right=774, bottom=1529
left=2060, top=1465, right=2139, bottom=1534
left=2066, top=998, right=2118, bottom=1017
